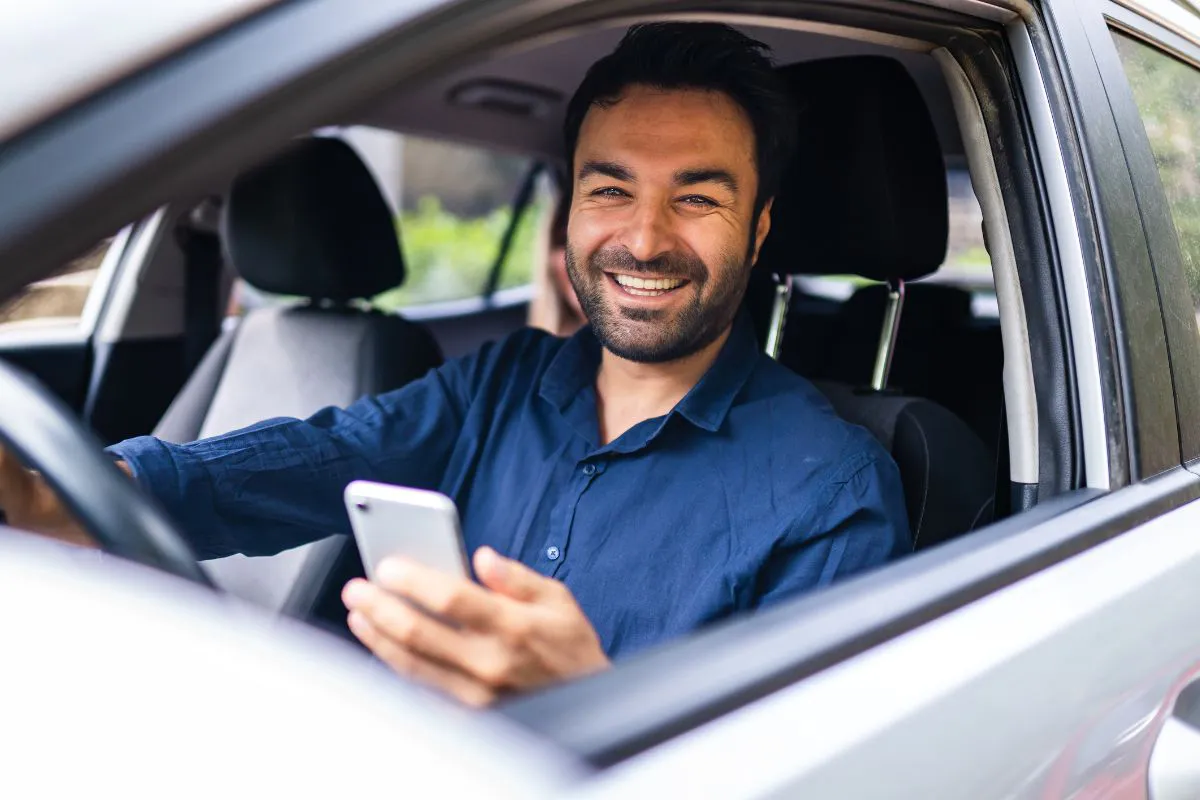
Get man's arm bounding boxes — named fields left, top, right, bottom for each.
left=752, top=451, right=911, bottom=608
left=106, top=365, right=475, bottom=560
left=0, top=342, right=493, bottom=559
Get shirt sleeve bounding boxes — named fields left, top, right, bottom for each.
left=107, top=350, right=484, bottom=561
left=751, top=450, right=912, bottom=609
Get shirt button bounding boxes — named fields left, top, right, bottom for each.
left=546, top=546, right=561, bottom=561
left=582, top=463, right=597, bottom=476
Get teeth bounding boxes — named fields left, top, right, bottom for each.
left=613, top=274, right=685, bottom=291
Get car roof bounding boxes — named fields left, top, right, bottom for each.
left=0, top=529, right=579, bottom=796
left=358, top=19, right=966, bottom=164
left=0, top=0, right=282, bottom=141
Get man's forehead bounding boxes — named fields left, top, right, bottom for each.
left=574, top=85, right=755, bottom=174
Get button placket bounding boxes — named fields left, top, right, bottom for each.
left=543, top=458, right=603, bottom=577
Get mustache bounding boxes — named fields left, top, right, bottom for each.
left=587, top=246, right=707, bottom=282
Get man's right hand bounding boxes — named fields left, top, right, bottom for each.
left=0, top=445, right=97, bottom=547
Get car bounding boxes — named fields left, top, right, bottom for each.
left=2, top=0, right=1200, bottom=796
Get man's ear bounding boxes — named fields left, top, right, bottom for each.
left=749, top=198, right=774, bottom=267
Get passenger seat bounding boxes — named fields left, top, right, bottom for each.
left=754, top=56, right=996, bottom=548
left=155, top=136, right=443, bottom=623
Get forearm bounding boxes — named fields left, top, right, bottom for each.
left=109, top=424, right=360, bottom=560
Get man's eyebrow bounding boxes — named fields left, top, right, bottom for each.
left=578, top=160, right=635, bottom=183
left=674, top=168, right=739, bottom=194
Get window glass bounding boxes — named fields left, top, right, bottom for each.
left=0, top=238, right=113, bottom=332
left=342, top=128, right=546, bottom=310
left=941, top=167, right=993, bottom=289
left=1111, top=32, right=1200, bottom=328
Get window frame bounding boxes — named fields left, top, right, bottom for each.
left=0, top=226, right=131, bottom=346
left=1092, top=0, right=1200, bottom=463
left=0, top=0, right=1185, bottom=770
left=509, top=0, right=1190, bottom=766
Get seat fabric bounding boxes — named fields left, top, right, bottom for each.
left=155, top=136, right=442, bottom=626
left=750, top=56, right=998, bottom=547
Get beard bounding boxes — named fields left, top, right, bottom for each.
left=565, top=241, right=750, bottom=363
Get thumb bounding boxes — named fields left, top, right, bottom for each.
left=474, top=547, right=554, bottom=603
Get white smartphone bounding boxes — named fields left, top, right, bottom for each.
left=343, top=480, right=471, bottom=581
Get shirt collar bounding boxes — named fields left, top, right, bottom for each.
left=538, top=310, right=761, bottom=436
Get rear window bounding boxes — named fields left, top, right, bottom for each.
left=233, top=128, right=552, bottom=314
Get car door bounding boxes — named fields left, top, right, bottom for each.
left=495, top=1, right=1200, bottom=798
left=4, top=0, right=1200, bottom=796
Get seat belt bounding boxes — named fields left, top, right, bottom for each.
left=175, top=226, right=224, bottom=375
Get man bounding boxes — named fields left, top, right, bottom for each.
left=0, top=23, right=910, bottom=706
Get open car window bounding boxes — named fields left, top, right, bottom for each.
left=233, top=128, right=553, bottom=316
left=0, top=237, right=115, bottom=335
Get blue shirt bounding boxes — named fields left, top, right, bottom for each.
left=109, top=314, right=910, bottom=658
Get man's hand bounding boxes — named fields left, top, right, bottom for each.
left=342, top=546, right=610, bottom=706
left=0, top=445, right=97, bottom=547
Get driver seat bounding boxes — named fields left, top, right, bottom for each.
left=154, top=136, right=442, bottom=625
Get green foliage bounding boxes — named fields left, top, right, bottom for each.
left=372, top=196, right=543, bottom=311
left=1113, top=33, right=1200, bottom=306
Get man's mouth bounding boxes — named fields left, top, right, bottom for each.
left=607, top=272, right=690, bottom=297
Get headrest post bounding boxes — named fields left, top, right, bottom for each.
left=764, top=274, right=793, bottom=359
left=870, top=278, right=906, bottom=391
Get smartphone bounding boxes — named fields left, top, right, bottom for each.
left=343, top=480, right=470, bottom=581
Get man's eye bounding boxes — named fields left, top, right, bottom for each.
left=592, top=187, right=628, bottom=199
left=679, top=195, right=717, bottom=207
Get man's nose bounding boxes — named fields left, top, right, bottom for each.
left=619, top=201, right=675, bottom=264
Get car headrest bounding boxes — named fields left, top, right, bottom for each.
left=222, top=137, right=404, bottom=302
left=755, top=56, right=948, bottom=283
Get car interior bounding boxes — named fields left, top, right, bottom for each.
left=0, top=18, right=1028, bottom=642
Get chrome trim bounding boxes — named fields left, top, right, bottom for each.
left=1111, top=0, right=1200, bottom=52
left=871, top=279, right=905, bottom=390
left=764, top=275, right=793, bottom=360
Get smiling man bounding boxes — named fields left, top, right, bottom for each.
left=0, top=23, right=909, bottom=705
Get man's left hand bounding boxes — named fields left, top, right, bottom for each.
left=342, top=546, right=610, bottom=706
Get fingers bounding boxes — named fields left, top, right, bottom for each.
left=343, top=579, right=483, bottom=671
left=346, top=611, right=495, bottom=707
left=375, top=557, right=508, bottom=630
left=474, top=546, right=560, bottom=604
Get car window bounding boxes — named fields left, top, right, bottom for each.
left=0, top=238, right=114, bottom=333
left=344, top=127, right=548, bottom=310
left=1111, top=32, right=1200, bottom=329
left=232, top=129, right=551, bottom=315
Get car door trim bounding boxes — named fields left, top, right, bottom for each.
left=1010, top=21, right=1113, bottom=488
left=502, top=469, right=1200, bottom=767
left=933, top=48, right=1040, bottom=486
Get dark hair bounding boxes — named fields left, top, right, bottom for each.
left=563, top=23, right=797, bottom=214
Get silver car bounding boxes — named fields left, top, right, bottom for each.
left=1, top=0, right=1200, bottom=796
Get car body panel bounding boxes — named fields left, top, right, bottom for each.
left=1, top=0, right=1200, bottom=796
left=0, top=529, right=580, bottom=798
left=571, top=473, right=1200, bottom=798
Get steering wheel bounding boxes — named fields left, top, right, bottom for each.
left=0, top=358, right=211, bottom=586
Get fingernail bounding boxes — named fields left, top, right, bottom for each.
left=476, top=546, right=503, bottom=576
left=343, top=579, right=369, bottom=607
left=347, top=610, right=368, bottom=633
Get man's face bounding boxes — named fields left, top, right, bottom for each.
left=567, top=85, right=772, bottom=363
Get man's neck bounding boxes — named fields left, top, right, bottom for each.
left=594, top=326, right=732, bottom=446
